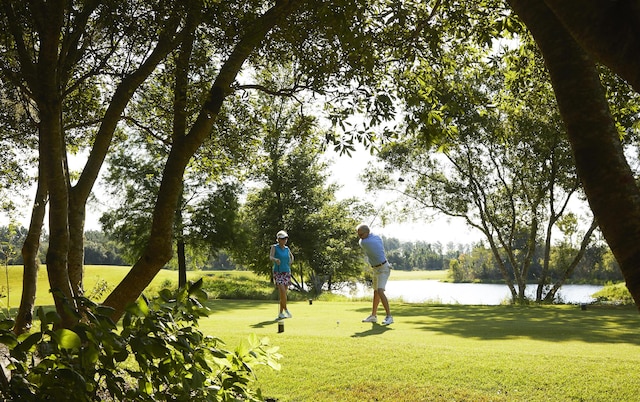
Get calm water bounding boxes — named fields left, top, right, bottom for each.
left=337, top=280, right=603, bottom=305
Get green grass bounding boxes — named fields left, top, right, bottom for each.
left=1, top=266, right=638, bottom=401
left=205, top=300, right=640, bottom=402
left=388, top=269, right=449, bottom=281
left=0, top=265, right=209, bottom=309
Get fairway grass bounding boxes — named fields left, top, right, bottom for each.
left=204, top=300, right=640, bottom=402
left=1, top=267, right=638, bottom=401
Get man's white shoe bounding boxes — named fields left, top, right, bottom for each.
left=276, top=313, right=286, bottom=320
left=382, top=316, right=394, bottom=325
left=362, top=315, right=377, bottom=323
left=285, top=310, right=292, bottom=318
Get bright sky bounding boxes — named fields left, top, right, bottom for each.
left=324, top=145, right=481, bottom=245
left=2, top=146, right=481, bottom=246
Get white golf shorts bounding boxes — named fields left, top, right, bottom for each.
left=372, top=262, right=391, bottom=290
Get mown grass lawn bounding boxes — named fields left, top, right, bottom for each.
left=1, top=266, right=638, bottom=401
left=203, top=300, right=640, bottom=402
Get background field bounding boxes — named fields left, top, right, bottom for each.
left=0, top=266, right=446, bottom=310
left=1, top=266, right=638, bottom=401
left=0, top=265, right=205, bottom=309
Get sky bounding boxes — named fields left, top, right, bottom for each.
left=324, top=145, right=481, bottom=245
left=2, top=145, right=482, bottom=246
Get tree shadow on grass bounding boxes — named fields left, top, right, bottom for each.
left=393, top=304, right=640, bottom=345
left=250, top=319, right=280, bottom=329
left=351, top=323, right=393, bottom=338
left=206, top=299, right=274, bottom=312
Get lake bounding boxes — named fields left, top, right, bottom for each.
left=337, top=280, right=603, bottom=305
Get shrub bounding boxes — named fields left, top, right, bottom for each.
left=0, top=279, right=281, bottom=401
left=592, top=282, right=634, bottom=305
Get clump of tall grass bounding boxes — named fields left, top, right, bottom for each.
left=592, top=282, right=634, bottom=304
left=203, top=274, right=276, bottom=300
left=147, top=271, right=332, bottom=301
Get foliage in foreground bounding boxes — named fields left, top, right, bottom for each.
left=0, top=280, right=281, bottom=401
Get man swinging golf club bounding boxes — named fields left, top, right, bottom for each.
left=356, top=224, right=394, bottom=325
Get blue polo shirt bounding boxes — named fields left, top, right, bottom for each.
left=359, top=233, right=386, bottom=266
left=272, top=245, right=291, bottom=273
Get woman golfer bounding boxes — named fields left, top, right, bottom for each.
left=270, top=230, right=294, bottom=320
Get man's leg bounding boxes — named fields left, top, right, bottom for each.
left=378, top=288, right=391, bottom=317
left=372, top=289, right=381, bottom=316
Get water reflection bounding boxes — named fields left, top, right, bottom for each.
left=337, top=280, right=603, bottom=305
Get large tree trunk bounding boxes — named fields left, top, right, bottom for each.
left=41, top=117, right=77, bottom=328
left=543, top=0, right=640, bottom=94
left=508, top=0, right=640, bottom=310
left=36, top=4, right=78, bottom=328
left=14, top=152, right=48, bottom=335
left=4, top=2, right=192, bottom=328
left=103, top=0, right=303, bottom=322
left=176, top=199, right=187, bottom=288
left=65, top=22, right=193, bottom=299
left=173, top=28, right=194, bottom=290
left=41, top=112, right=77, bottom=329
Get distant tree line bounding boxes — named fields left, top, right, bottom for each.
left=382, top=237, right=622, bottom=284
left=382, top=237, right=468, bottom=272
left=0, top=225, right=622, bottom=285
left=449, top=241, right=623, bottom=285
left=0, top=226, right=125, bottom=266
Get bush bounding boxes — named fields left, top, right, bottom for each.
left=0, top=280, right=281, bottom=401
left=592, top=282, right=634, bottom=305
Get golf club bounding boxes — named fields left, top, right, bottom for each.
left=369, top=177, right=405, bottom=226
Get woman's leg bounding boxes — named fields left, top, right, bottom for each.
left=278, top=284, right=287, bottom=312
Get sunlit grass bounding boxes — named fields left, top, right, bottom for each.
left=204, top=300, right=640, bottom=402
left=2, top=266, right=638, bottom=401
left=0, top=265, right=209, bottom=309
left=388, top=269, right=449, bottom=281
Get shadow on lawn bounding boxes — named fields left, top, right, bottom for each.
left=250, top=320, right=280, bottom=329
left=393, top=304, right=640, bottom=345
left=351, top=323, right=393, bottom=338
left=206, top=299, right=274, bottom=312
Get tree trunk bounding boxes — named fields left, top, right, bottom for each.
left=177, top=237, right=187, bottom=288
left=509, top=0, right=640, bottom=310
left=14, top=152, right=48, bottom=335
left=173, top=27, right=194, bottom=290
left=543, top=0, right=640, bottom=93
left=3, top=2, right=194, bottom=328
left=41, top=110, right=77, bottom=329
left=176, top=196, right=187, bottom=289
left=68, top=195, right=86, bottom=297
left=486, top=236, right=518, bottom=301
left=543, top=218, right=598, bottom=302
left=65, top=19, right=193, bottom=299
left=36, top=6, right=78, bottom=328
left=537, top=217, right=555, bottom=302
left=102, top=0, right=303, bottom=322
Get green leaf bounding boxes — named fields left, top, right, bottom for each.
left=133, top=297, right=150, bottom=316
left=45, top=311, right=62, bottom=326
left=55, top=328, right=82, bottom=351
left=0, top=334, right=18, bottom=348
left=0, top=319, right=15, bottom=331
